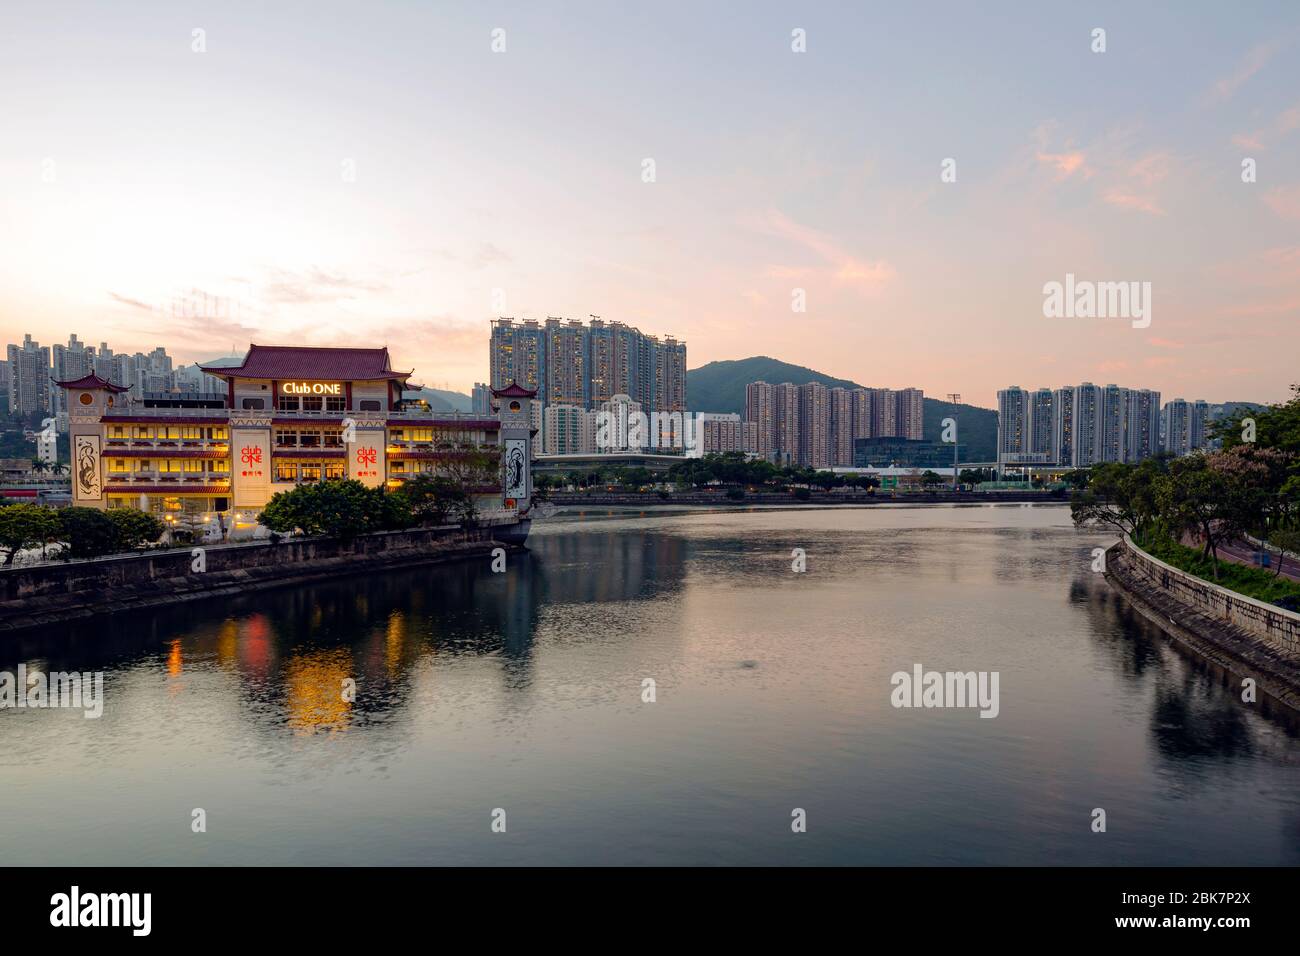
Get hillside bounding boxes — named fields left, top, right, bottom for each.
left=687, top=356, right=999, bottom=461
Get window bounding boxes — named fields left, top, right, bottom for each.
left=183, top=460, right=204, bottom=473
left=275, top=461, right=297, bottom=482
left=274, top=429, right=298, bottom=447
left=326, top=396, right=345, bottom=412
left=359, top=399, right=381, bottom=411
left=390, top=460, right=407, bottom=474
left=278, top=395, right=299, bottom=411
left=299, top=431, right=321, bottom=448
left=79, top=392, right=94, bottom=406
left=109, top=459, right=128, bottom=473
left=181, top=426, right=202, bottom=440
left=300, top=464, right=322, bottom=483
left=157, top=460, right=182, bottom=473
left=109, top=425, right=127, bottom=439
left=133, top=426, right=151, bottom=439
left=324, top=461, right=345, bottom=480
left=159, top=426, right=181, bottom=440
left=323, top=430, right=343, bottom=448
left=409, top=428, right=433, bottom=442
left=210, top=427, right=228, bottom=441
left=301, top=396, right=323, bottom=412
left=241, top=398, right=265, bottom=410
left=135, top=460, right=151, bottom=472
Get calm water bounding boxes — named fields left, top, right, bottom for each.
left=3, top=504, right=1299, bottom=865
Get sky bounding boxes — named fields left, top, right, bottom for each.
left=1, top=1, right=1297, bottom=407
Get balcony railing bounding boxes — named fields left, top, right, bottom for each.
left=103, top=405, right=496, bottom=422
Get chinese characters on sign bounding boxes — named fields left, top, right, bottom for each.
left=240, top=444, right=264, bottom=477
left=353, top=446, right=379, bottom=479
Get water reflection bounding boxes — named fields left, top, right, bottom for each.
left=2, top=506, right=1299, bottom=865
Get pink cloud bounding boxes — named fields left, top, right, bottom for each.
left=1103, top=190, right=1165, bottom=215
left=1035, top=151, right=1090, bottom=180
left=1264, top=185, right=1300, bottom=220
left=752, top=209, right=897, bottom=292
left=1127, top=153, right=1170, bottom=187
left=1205, top=40, right=1283, bottom=105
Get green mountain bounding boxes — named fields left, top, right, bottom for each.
left=687, top=356, right=999, bottom=461
left=409, top=387, right=474, bottom=413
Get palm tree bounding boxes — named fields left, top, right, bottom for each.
left=29, top=458, right=49, bottom=476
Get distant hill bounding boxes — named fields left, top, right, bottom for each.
left=407, top=387, right=473, bottom=413
left=687, top=356, right=999, bottom=461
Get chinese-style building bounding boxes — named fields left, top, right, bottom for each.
left=56, top=345, right=535, bottom=524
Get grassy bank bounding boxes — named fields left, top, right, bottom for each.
left=1135, top=533, right=1300, bottom=607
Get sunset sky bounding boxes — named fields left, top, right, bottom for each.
left=1, top=1, right=1297, bottom=406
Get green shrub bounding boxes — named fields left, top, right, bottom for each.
left=1136, top=534, right=1300, bottom=605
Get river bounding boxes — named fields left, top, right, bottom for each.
left=3, top=503, right=1298, bottom=865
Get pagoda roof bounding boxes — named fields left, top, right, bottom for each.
left=53, top=373, right=129, bottom=393
left=200, top=344, right=414, bottom=381
left=491, top=381, right=537, bottom=398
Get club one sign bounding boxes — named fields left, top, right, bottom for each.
left=281, top=382, right=342, bottom=396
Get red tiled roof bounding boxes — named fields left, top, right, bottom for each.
left=491, top=381, right=537, bottom=398
left=200, top=344, right=413, bottom=381
left=53, top=373, right=129, bottom=393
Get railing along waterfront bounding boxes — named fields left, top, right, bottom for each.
left=1118, top=535, right=1300, bottom=656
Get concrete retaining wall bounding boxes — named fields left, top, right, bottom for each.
left=1115, top=536, right=1300, bottom=657
left=0, top=524, right=522, bottom=633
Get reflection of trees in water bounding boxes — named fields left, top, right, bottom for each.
left=6, top=533, right=691, bottom=735
left=1074, top=568, right=1300, bottom=774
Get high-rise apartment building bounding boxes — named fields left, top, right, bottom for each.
left=895, top=388, right=924, bottom=441
left=1000, top=382, right=1195, bottom=472
left=870, top=387, right=898, bottom=438
left=797, top=382, right=830, bottom=468
left=542, top=404, right=596, bottom=455
left=701, top=417, right=758, bottom=456
left=1052, top=386, right=1075, bottom=466
left=772, top=383, right=801, bottom=467
left=743, top=381, right=926, bottom=468
left=51, top=334, right=97, bottom=415
left=744, top=382, right=775, bottom=456
left=829, top=387, right=855, bottom=466
left=7, top=334, right=51, bottom=416
left=1124, top=389, right=1162, bottom=462
left=1162, top=398, right=1210, bottom=456
left=490, top=317, right=685, bottom=414
left=997, top=387, right=1029, bottom=459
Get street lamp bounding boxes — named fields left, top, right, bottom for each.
left=946, top=393, right=961, bottom=490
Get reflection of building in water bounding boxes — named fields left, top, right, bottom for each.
left=285, top=648, right=355, bottom=735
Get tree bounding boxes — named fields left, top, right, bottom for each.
left=1268, top=528, right=1300, bottom=579
left=0, top=503, right=60, bottom=565
left=258, top=479, right=389, bottom=541
left=920, top=470, right=944, bottom=489
left=58, top=507, right=122, bottom=560
left=1070, top=459, right=1166, bottom=539
left=105, top=508, right=165, bottom=550
left=1155, top=454, right=1245, bottom=579
left=393, top=474, right=472, bottom=526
